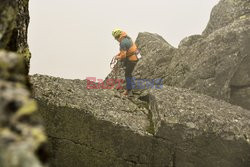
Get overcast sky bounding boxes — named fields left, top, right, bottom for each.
left=28, top=0, right=220, bottom=80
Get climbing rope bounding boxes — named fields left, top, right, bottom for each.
left=110, top=55, right=117, bottom=70
left=110, top=55, right=120, bottom=79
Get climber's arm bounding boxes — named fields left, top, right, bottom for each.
left=116, top=50, right=127, bottom=60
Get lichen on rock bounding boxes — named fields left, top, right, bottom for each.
left=0, top=51, right=47, bottom=167
left=31, top=74, right=250, bottom=167
left=0, top=1, right=47, bottom=166
left=0, top=0, right=32, bottom=73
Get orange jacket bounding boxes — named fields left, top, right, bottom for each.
left=116, top=32, right=138, bottom=62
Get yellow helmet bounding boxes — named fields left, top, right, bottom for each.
left=112, top=28, right=122, bottom=39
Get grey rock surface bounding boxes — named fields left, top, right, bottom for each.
left=134, top=32, right=175, bottom=80
left=31, top=74, right=250, bottom=167
left=31, top=74, right=156, bottom=167
left=130, top=0, right=250, bottom=110
left=202, top=0, right=250, bottom=36
left=150, top=87, right=250, bottom=167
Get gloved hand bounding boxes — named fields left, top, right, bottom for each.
left=115, top=51, right=126, bottom=60
left=115, top=54, right=120, bottom=60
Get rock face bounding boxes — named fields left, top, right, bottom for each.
left=0, top=0, right=31, bottom=72
left=29, top=0, right=250, bottom=166
left=131, top=0, right=250, bottom=110
left=134, top=32, right=175, bottom=80
left=0, top=1, right=47, bottom=167
left=0, top=51, right=47, bottom=167
left=31, top=74, right=250, bottom=167
left=202, top=0, right=250, bottom=36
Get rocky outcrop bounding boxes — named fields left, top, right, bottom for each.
left=202, top=0, right=250, bottom=36
left=0, top=1, right=47, bottom=167
left=31, top=74, right=250, bottom=167
left=28, top=0, right=250, bottom=166
left=0, top=0, right=31, bottom=72
left=131, top=0, right=250, bottom=110
left=150, top=87, right=250, bottom=167
left=0, top=51, right=47, bottom=167
left=134, top=32, right=175, bottom=80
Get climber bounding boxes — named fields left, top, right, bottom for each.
left=112, top=28, right=139, bottom=96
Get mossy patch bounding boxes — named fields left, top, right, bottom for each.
left=18, top=47, right=31, bottom=62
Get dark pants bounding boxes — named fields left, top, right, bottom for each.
left=124, top=60, right=137, bottom=91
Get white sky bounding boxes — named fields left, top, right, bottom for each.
left=28, top=0, right=220, bottom=80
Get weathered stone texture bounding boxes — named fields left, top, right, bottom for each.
left=0, top=1, right=47, bottom=167
left=133, top=0, right=250, bottom=110
left=31, top=74, right=250, bottom=167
